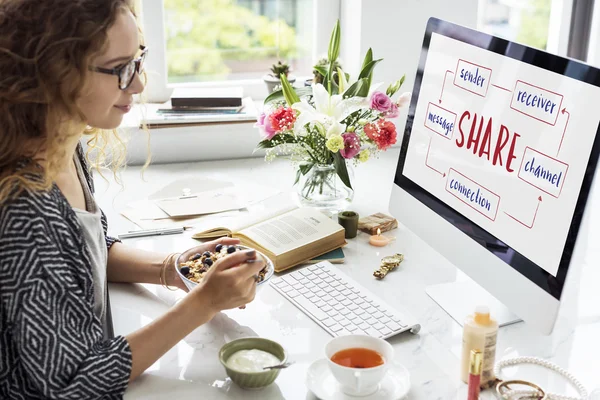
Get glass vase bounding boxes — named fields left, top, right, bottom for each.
left=296, top=163, right=354, bottom=213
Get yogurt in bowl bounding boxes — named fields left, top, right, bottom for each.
left=219, top=337, right=287, bottom=389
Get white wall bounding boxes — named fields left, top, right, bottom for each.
left=587, top=2, right=600, bottom=68
left=123, top=0, right=479, bottom=166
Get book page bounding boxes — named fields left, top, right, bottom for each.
left=191, top=192, right=296, bottom=238
left=238, top=207, right=343, bottom=256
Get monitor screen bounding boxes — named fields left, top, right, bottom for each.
left=395, top=18, right=600, bottom=300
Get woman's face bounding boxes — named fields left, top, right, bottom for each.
left=78, top=9, right=144, bottom=130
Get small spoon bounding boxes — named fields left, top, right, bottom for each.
left=263, top=361, right=294, bottom=370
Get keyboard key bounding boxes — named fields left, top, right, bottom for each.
left=322, top=318, right=337, bottom=327
left=304, top=292, right=316, bottom=300
left=330, top=324, right=343, bottom=332
left=360, top=302, right=371, bottom=310
left=333, top=304, right=345, bottom=311
left=308, top=265, right=320, bottom=272
left=372, top=311, right=384, bottom=319
left=286, top=290, right=300, bottom=298
left=298, top=288, right=309, bottom=295
left=306, top=283, right=316, bottom=290
left=347, top=293, right=358, bottom=301
left=365, top=327, right=382, bottom=338
left=380, top=327, right=393, bottom=336
left=315, top=300, right=327, bottom=308
left=349, top=315, right=362, bottom=323
left=340, top=309, right=351, bottom=316
left=321, top=305, right=333, bottom=313
left=341, top=299, right=352, bottom=307
left=336, top=329, right=351, bottom=337
left=380, top=317, right=391, bottom=324
left=299, top=269, right=312, bottom=277
left=366, top=307, right=378, bottom=314
left=331, top=282, right=342, bottom=289
left=333, top=314, right=344, bottom=322
left=347, top=325, right=359, bottom=332
left=340, top=319, right=352, bottom=327
left=282, top=275, right=298, bottom=285
left=347, top=304, right=359, bottom=311
left=358, top=322, right=370, bottom=331
left=335, top=294, right=345, bottom=302
left=386, top=321, right=402, bottom=331
left=374, top=322, right=386, bottom=331
left=366, top=317, right=378, bottom=325
left=293, top=296, right=328, bottom=321
left=326, top=309, right=338, bottom=317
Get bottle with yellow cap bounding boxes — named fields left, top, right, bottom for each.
left=460, top=305, right=498, bottom=385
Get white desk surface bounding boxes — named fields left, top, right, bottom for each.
left=94, top=149, right=600, bottom=400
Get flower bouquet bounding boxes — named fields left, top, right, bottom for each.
left=255, top=21, right=410, bottom=212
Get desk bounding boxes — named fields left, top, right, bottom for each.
left=94, top=150, right=600, bottom=399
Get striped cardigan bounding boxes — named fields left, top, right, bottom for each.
left=0, top=146, right=131, bottom=399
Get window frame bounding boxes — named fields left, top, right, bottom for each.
left=140, top=0, right=341, bottom=103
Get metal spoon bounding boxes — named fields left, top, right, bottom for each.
left=263, top=361, right=294, bottom=370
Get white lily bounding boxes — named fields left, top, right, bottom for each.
left=292, top=83, right=367, bottom=138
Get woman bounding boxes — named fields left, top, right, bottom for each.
left=0, top=1, right=265, bottom=398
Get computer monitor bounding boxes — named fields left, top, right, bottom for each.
left=390, top=17, right=600, bottom=334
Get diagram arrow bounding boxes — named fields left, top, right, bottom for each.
left=439, top=70, right=454, bottom=103
left=556, top=108, right=570, bottom=157
left=425, top=136, right=446, bottom=177
left=504, top=196, right=542, bottom=229
left=491, top=83, right=511, bottom=93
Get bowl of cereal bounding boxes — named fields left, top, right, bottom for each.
left=175, top=244, right=274, bottom=292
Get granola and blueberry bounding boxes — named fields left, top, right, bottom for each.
left=179, top=244, right=268, bottom=284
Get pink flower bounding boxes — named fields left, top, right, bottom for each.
left=340, top=132, right=361, bottom=159
left=255, top=112, right=277, bottom=139
left=385, top=103, right=399, bottom=118
left=269, top=106, right=297, bottom=133
left=370, top=91, right=392, bottom=113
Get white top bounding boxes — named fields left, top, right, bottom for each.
left=73, top=155, right=108, bottom=335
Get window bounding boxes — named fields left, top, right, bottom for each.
left=141, top=0, right=340, bottom=102
left=476, top=0, right=573, bottom=56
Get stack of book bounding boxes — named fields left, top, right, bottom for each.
left=142, top=87, right=257, bottom=128
left=158, top=87, right=244, bottom=116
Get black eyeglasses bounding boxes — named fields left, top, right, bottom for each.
left=90, top=45, right=148, bottom=90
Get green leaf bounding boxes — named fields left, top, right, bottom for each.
left=256, top=140, right=277, bottom=149
left=361, top=48, right=373, bottom=72
left=294, top=162, right=314, bottom=186
left=280, top=74, right=300, bottom=106
left=313, top=65, right=328, bottom=77
left=327, top=20, right=341, bottom=62
left=333, top=153, right=352, bottom=189
left=343, top=77, right=369, bottom=99
left=264, top=86, right=312, bottom=105
left=358, top=58, right=383, bottom=88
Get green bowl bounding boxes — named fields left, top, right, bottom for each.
left=219, top=337, right=287, bottom=389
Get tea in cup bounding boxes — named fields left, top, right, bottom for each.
left=325, top=335, right=394, bottom=396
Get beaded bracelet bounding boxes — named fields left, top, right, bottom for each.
left=160, top=252, right=180, bottom=291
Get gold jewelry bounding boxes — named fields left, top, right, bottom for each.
left=160, top=252, right=180, bottom=291
left=373, top=253, right=404, bottom=279
left=496, top=380, right=546, bottom=399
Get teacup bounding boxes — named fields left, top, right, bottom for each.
left=325, top=334, right=394, bottom=396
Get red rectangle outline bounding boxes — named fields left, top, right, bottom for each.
left=517, top=146, right=569, bottom=199
left=424, top=102, right=457, bottom=140
left=453, top=59, right=492, bottom=98
left=509, top=80, right=564, bottom=126
left=445, top=168, right=501, bottom=221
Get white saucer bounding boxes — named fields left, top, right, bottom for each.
left=306, top=359, right=410, bottom=400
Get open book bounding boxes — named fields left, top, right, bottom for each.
left=191, top=197, right=346, bottom=272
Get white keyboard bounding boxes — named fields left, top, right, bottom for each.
left=270, top=261, right=421, bottom=339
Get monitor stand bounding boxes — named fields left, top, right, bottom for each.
left=426, top=272, right=522, bottom=327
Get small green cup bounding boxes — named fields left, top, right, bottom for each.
left=338, top=211, right=359, bottom=239
left=219, top=337, right=287, bottom=389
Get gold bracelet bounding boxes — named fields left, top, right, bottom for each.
left=160, top=252, right=180, bottom=291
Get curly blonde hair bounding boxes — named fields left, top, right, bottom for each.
left=0, top=0, right=137, bottom=203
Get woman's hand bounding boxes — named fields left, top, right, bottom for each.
left=165, top=237, right=241, bottom=291
left=186, top=246, right=266, bottom=321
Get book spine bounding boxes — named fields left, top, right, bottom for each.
left=171, top=98, right=243, bottom=108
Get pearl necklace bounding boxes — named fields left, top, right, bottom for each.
left=494, top=357, right=588, bottom=400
